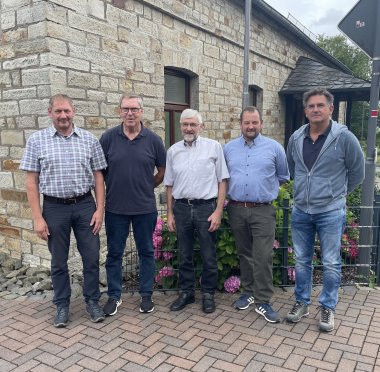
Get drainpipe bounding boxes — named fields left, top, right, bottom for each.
left=242, top=0, right=252, bottom=109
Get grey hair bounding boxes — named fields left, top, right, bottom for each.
left=119, top=93, right=144, bottom=109
left=49, top=94, right=74, bottom=108
left=180, top=109, right=203, bottom=124
left=302, top=87, right=334, bottom=108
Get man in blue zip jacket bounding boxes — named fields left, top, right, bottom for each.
left=286, top=87, right=364, bottom=332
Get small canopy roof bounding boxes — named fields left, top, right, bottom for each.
left=280, top=57, right=371, bottom=101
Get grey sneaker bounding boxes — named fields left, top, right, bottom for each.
left=319, top=306, right=334, bottom=332
left=286, top=301, right=309, bottom=323
left=54, top=306, right=69, bottom=328
left=86, top=300, right=105, bottom=323
left=233, top=293, right=255, bottom=310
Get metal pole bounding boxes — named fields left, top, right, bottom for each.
left=242, top=0, right=251, bottom=109
left=358, top=1, right=380, bottom=277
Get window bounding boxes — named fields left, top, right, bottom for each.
left=164, top=68, right=190, bottom=148
left=249, top=85, right=263, bottom=112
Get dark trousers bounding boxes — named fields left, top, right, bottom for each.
left=105, top=211, right=157, bottom=298
left=173, top=200, right=218, bottom=294
left=227, top=203, right=276, bottom=303
left=43, top=197, right=101, bottom=307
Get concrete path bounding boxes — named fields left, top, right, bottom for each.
left=0, top=287, right=379, bottom=371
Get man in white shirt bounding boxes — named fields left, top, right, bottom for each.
left=164, top=109, right=229, bottom=313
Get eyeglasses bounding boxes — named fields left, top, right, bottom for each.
left=181, top=122, right=200, bottom=128
left=120, top=107, right=141, bottom=114
left=306, top=103, right=329, bottom=110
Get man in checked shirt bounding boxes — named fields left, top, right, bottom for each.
left=20, top=94, right=107, bottom=328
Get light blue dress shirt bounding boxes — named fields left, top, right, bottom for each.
left=224, top=134, right=289, bottom=202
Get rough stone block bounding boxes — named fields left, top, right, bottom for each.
left=68, top=71, right=99, bottom=89
left=0, top=102, right=20, bottom=117
left=22, top=254, right=40, bottom=267
left=3, top=55, right=40, bottom=70
left=45, top=2, right=67, bottom=24
left=106, top=5, right=138, bottom=28
left=8, top=217, right=33, bottom=230
left=46, top=38, right=68, bottom=55
left=1, top=10, right=16, bottom=30
left=88, top=0, right=105, bottom=19
left=47, top=53, right=90, bottom=71
left=32, top=244, right=51, bottom=260
left=1, top=28, right=28, bottom=43
left=0, top=72, right=12, bottom=87
left=68, top=11, right=117, bottom=39
left=19, top=99, right=50, bottom=115
left=47, top=21, right=86, bottom=45
left=0, top=226, right=20, bottom=238
left=100, top=76, right=119, bottom=91
left=0, top=172, right=13, bottom=189
left=28, top=22, right=48, bottom=39
left=49, top=0, right=87, bottom=14
left=10, top=146, right=26, bottom=159
left=73, top=101, right=99, bottom=116
left=17, top=3, right=46, bottom=25
left=13, top=171, right=26, bottom=190
left=14, top=39, right=50, bottom=56
left=0, top=44, right=15, bottom=61
left=22, top=229, right=42, bottom=244
left=2, top=0, right=30, bottom=11
left=3, top=160, right=20, bottom=171
left=86, top=117, right=107, bottom=129
left=2, top=88, right=37, bottom=100
left=1, top=190, right=27, bottom=205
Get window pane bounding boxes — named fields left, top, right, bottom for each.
left=165, top=74, right=187, bottom=104
left=165, top=111, right=170, bottom=148
left=174, top=111, right=182, bottom=143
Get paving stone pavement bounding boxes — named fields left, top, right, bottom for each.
left=0, top=286, right=379, bottom=371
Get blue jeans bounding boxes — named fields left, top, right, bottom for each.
left=43, top=196, right=101, bottom=307
left=173, top=200, right=218, bottom=294
left=291, top=207, right=346, bottom=310
left=105, top=211, right=157, bottom=298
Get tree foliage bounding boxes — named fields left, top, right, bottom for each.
left=317, top=35, right=372, bottom=143
left=317, top=35, right=371, bottom=79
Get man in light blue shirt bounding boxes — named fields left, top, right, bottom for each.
left=224, top=106, right=289, bottom=323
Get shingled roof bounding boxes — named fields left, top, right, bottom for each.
left=280, top=57, right=371, bottom=99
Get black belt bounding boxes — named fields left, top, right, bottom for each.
left=229, top=200, right=271, bottom=207
left=176, top=198, right=216, bottom=206
left=43, top=190, right=92, bottom=205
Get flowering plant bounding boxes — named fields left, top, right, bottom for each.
left=224, top=276, right=241, bottom=293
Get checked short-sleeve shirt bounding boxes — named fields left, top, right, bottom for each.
left=20, top=125, right=107, bottom=198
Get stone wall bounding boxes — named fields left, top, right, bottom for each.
left=0, top=0, right=327, bottom=265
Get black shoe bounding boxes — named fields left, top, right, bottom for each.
left=86, top=300, right=105, bottom=323
left=170, top=292, right=195, bottom=311
left=202, top=293, right=216, bottom=313
left=54, top=306, right=69, bottom=328
left=140, top=296, right=154, bottom=313
left=103, top=298, right=122, bottom=316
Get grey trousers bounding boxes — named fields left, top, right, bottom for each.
left=227, top=203, right=276, bottom=303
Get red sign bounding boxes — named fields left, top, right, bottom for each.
left=371, top=110, right=378, bottom=117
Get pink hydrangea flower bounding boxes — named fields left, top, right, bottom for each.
left=224, top=276, right=241, bottom=293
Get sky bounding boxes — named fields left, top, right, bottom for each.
left=264, top=0, right=359, bottom=38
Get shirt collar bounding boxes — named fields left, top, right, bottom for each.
left=240, top=133, right=262, bottom=147
left=304, top=121, right=332, bottom=139
left=183, top=136, right=201, bottom=147
left=49, top=124, right=79, bottom=138
left=118, top=121, right=147, bottom=138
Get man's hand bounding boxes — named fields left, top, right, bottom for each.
left=90, top=209, right=103, bottom=235
left=167, top=213, right=176, bottom=232
left=208, top=210, right=222, bottom=232
left=34, top=217, right=50, bottom=241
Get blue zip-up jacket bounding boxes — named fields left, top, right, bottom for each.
left=286, top=121, right=364, bottom=214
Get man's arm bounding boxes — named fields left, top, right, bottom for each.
left=26, top=171, right=49, bottom=241
left=208, top=179, right=227, bottom=232
left=154, top=166, right=165, bottom=187
left=90, top=170, right=105, bottom=235
left=166, top=185, right=176, bottom=232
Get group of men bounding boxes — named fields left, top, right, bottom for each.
left=20, top=87, right=364, bottom=333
